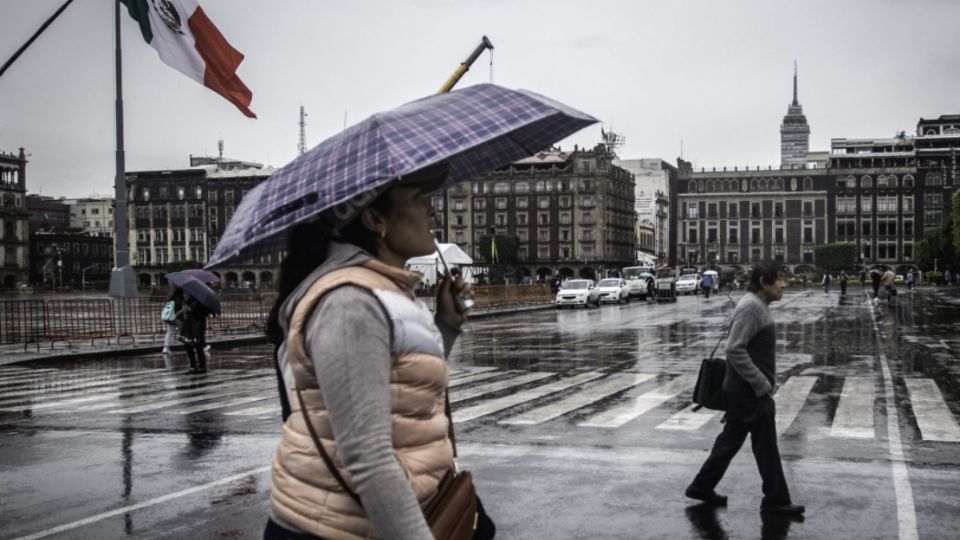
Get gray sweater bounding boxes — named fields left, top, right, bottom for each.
left=273, top=242, right=459, bottom=539
left=723, top=292, right=776, bottom=398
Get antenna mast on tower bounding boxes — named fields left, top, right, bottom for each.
left=217, top=137, right=224, bottom=168
left=298, top=105, right=308, bottom=155
left=600, top=125, right=625, bottom=156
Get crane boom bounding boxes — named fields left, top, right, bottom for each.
left=438, top=35, right=494, bottom=94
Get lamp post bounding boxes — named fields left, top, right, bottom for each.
left=82, top=264, right=97, bottom=293
left=56, top=248, right=63, bottom=293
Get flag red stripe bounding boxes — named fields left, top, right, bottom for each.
left=187, top=7, right=256, bottom=118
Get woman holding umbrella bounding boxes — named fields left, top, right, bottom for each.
left=263, top=164, right=490, bottom=539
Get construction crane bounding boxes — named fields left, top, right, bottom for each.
left=438, top=36, right=494, bottom=94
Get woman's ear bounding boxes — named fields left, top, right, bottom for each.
left=359, top=207, right=386, bottom=237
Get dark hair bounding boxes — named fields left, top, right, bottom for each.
left=747, top=260, right=783, bottom=293
left=264, top=191, right=395, bottom=345
left=168, top=287, right=184, bottom=301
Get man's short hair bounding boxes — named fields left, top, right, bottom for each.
left=748, top=260, right=783, bottom=293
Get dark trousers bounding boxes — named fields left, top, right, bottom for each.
left=185, top=330, right=207, bottom=371
left=690, top=392, right=791, bottom=507
left=840, top=281, right=847, bottom=295
left=263, top=519, right=326, bottom=540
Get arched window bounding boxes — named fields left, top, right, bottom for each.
left=902, top=174, right=914, bottom=188
left=887, top=174, right=898, bottom=187
left=688, top=180, right=697, bottom=193
left=861, top=175, right=873, bottom=188
left=803, top=177, right=813, bottom=191
left=761, top=178, right=770, bottom=191
left=750, top=179, right=759, bottom=191
left=774, top=178, right=784, bottom=190
left=515, top=181, right=530, bottom=193
left=790, top=177, right=797, bottom=191
left=494, top=182, right=511, bottom=194
left=706, top=180, right=716, bottom=193
left=877, top=175, right=888, bottom=188
left=741, top=179, right=748, bottom=192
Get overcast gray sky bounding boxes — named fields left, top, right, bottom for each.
left=1, top=0, right=958, bottom=198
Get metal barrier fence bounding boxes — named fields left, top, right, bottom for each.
left=0, top=286, right=551, bottom=347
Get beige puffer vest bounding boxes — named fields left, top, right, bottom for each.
left=270, top=260, right=454, bottom=539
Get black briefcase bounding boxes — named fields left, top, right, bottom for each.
left=691, top=323, right=732, bottom=412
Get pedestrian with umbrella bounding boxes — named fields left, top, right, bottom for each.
left=206, top=84, right=595, bottom=539
left=165, top=272, right=221, bottom=373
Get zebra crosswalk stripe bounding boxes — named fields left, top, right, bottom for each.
left=225, top=403, right=280, bottom=417
left=449, top=367, right=498, bottom=380
left=72, top=375, right=271, bottom=413
left=775, top=376, right=817, bottom=436
left=449, top=370, right=515, bottom=388
left=105, top=378, right=274, bottom=414
left=174, top=395, right=271, bottom=415
left=501, top=373, right=655, bottom=426
left=656, top=404, right=721, bottom=431
left=449, top=372, right=555, bottom=404
left=578, top=374, right=699, bottom=428
left=904, top=378, right=960, bottom=442
left=830, top=376, right=876, bottom=439
left=453, top=371, right=605, bottom=423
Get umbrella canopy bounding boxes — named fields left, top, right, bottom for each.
left=703, top=270, right=719, bottom=276
left=206, top=83, right=597, bottom=268
left=639, top=272, right=655, bottom=279
left=165, top=272, right=221, bottom=315
left=179, top=268, right=221, bottom=283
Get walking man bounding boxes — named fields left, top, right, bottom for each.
left=870, top=270, right=882, bottom=305
left=839, top=271, right=848, bottom=296
left=881, top=268, right=896, bottom=302
left=906, top=271, right=914, bottom=294
left=821, top=272, right=831, bottom=295
left=686, top=260, right=805, bottom=516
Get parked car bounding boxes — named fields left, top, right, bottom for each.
left=555, top=279, right=601, bottom=308
left=675, top=273, right=702, bottom=295
left=596, top=278, right=631, bottom=304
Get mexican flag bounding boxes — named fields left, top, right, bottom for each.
left=121, top=0, right=256, bottom=118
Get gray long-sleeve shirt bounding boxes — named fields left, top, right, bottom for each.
left=272, top=242, right=458, bottom=539
left=723, top=292, right=776, bottom=397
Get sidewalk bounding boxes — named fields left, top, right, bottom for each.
left=0, top=303, right=555, bottom=366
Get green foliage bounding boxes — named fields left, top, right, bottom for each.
left=926, top=271, right=944, bottom=285
left=477, top=234, right=519, bottom=264
left=813, top=243, right=857, bottom=272
left=916, top=222, right=957, bottom=271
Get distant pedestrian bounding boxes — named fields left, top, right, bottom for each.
left=871, top=271, right=882, bottom=303
left=180, top=294, right=214, bottom=373
left=946, top=269, right=954, bottom=287
left=685, top=260, right=804, bottom=517
left=906, top=271, right=915, bottom=293
left=839, top=271, right=848, bottom=296
left=881, top=269, right=896, bottom=302
left=702, top=273, right=715, bottom=299
left=860, top=270, right=867, bottom=287
left=821, top=272, right=831, bottom=294
left=726, top=277, right=736, bottom=300
left=161, top=287, right=184, bottom=354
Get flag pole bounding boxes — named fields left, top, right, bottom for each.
left=0, top=0, right=76, bottom=81
left=109, top=0, right=136, bottom=297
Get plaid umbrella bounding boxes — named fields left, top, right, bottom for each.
left=206, top=83, right=597, bottom=268
left=179, top=268, right=221, bottom=283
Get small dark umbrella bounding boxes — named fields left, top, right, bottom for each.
left=165, top=272, right=221, bottom=315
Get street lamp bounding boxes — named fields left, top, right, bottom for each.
left=82, top=264, right=97, bottom=293
left=56, top=248, right=63, bottom=293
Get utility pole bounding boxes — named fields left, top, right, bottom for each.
left=298, top=105, right=308, bottom=156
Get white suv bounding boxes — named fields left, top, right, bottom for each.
left=596, top=278, right=631, bottom=304
left=675, top=273, right=702, bottom=295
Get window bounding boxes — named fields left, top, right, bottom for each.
left=861, top=175, right=873, bottom=188
left=728, top=251, right=738, bottom=263
left=861, top=196, right=872, bottom=213
left=878, top=219, right=897, bottom=236
left=862, top=220, right=872, bottom=236
left=495, top=198, right=508, bottom=210
left=474, top=199, right=487, bottom=211
left=903, top=220, right=913, bottom=237
left=751, top=225, right=760, bottom=244
left=208, top=191, right=217, bottom=204
left=225, top=190, right=235, bottom=204
left=728, top=225, right=738, bottom=243
left=538, top=245, right=550, bottom=259
left=803, top=201, right=813, bottom=216
left=728, top=202, right=738, bottom=218
left=774, top=247, right=784, bottom=262
left=902, top=174, right=915, bottom=188
left=803, top=249, right=813, bottom=263
left=494, top=182, right=510, bottom=194
left=517, top=213, right=528, bottom=226
left=535, top=180, right=550, bottom=192
left=707, top=225, right=717, bottom=243
left=878, top=243, right=897, bottom=260
left=689, top=225, right=698, bottom=244
left=177, top=186, right=186, bottom=200
left=539, top=197, right=551, bottom=209
left=559, top=212, right=571, bottom=225
left=925, top=193, right=942, bottom=209
left=560, top=229, right=570, bottom=241
left=775, top=223, right=784, bottom=243
left=455, top=215, right=463, bottom=226
left=774, top=202, right=783, bottom=218
left=707, top=203, right=718, bottom=218
left=455, top=231, right=464, bottom=243
left=877, top=196, right=897, bottom=213
left=538, top=212, right=550, bottom=225
left=516, top=197, right=528, bottom=209
left=687, top=203, right=699, bottom=219
left=518, top=229, right=528, bottom=242
left=495, top=213, right=507, bottom=226
left=925, top=172, right=943, bottom=186
left=902, top=196, right=914, bottom=213
left=837, top=196, right=856, bottom=214
left=474, top=213, right=486, bottom=226
left=581, top=229, right=592, bottom=241
left=142, top=188, right=150, bottom=201
left=582, top=212, right=593, bottom=225
left=803, top=222, right=813, bottom=243
left=751, top=203, right=760, bottom=218
left=559, top=196, right=571, bottom=208
left=454, top=200, right=464, bottom=211
left=515, top=181, right=530, bottom=193
left=924, top=212, right=942, bottom=227
left=837, top=219, right=855, bottom=237
left=195, top=186, right=203, bottom=199
left=903, top=243, right=913, bottom=260
left=518, top=244, right=529, bottom=259
left=432, top=197, right=444, bottom=211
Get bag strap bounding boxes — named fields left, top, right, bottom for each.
left=295, top=384, right=460, bottom=508
left=708, top=315, right=736, bottom=361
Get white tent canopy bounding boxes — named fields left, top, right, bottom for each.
left=406, top=243, right=476, bottom=285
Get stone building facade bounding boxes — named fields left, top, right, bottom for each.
left=26, top=195, right=71, bottom=232
left=125, top=157, right=277, bottom=289
left=0, top=148, right=30, bottom=289
left=65, top=195, right=115, bottom=238
left=434, top=144, right=636, bottom=281
left=29, top=232, right=113, bottom=289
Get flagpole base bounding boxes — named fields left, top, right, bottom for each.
left=108, top=266, right=138, bottom=298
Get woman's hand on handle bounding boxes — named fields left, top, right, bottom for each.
left=436, top=274, right=472, bottom=329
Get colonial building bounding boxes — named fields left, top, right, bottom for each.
left=670, top=114, right=958, bottom=274
left=125, top=156, right=277, bottom=289
left=65, top=195, right=115, bottom=238
left=26, top=195, right=71, bottom=232
left=0, top=148, right=30, bottom=289
left=29, top=231, right=113, bottom=289
left=434, top=144, right=636, bottom=281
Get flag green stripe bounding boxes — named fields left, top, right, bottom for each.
left=121, top=0, right=153, bottom=44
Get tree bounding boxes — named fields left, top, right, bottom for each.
left=477, top=234, right=519, bottom=264
left=814, top=243, right=856, bottom=272
left=916, top=220, right=956, bottom=271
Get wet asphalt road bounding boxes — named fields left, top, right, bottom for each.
left=1, top=287, right=959, bottom=539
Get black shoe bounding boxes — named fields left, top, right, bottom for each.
left=685, top=485, right=728, bottom=506
left=761, top=503, right=805, bottom=516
